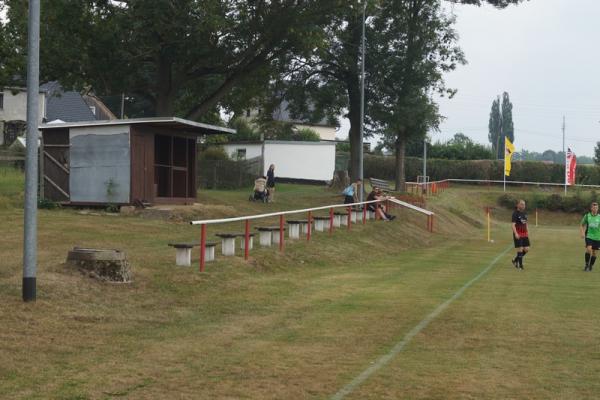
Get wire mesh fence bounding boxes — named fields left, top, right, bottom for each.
left=197, top=156, right=263, bottom=190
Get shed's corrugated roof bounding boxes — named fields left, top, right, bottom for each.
left=39, top=117, right=236, bottom=135
left=40, top=81, right=97, bottom=122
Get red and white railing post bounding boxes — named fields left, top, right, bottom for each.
left=329, top=207, right=334, bottom=235
left=199, top=224, right=207, bottom=272
left=244, top=220, right=250, bottom=260
left=307, top=211, right=312, bottom=241
left=279, top=214, right=285, bottom=252
left=347, top=206, right=352, bottom=230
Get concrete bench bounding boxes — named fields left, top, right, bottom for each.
left=287, top=220, right=308, bottom=239
left=313, top=216, right=331, bottom=232
left=168, top=242, right=217, bottom=266
left=215, top=233, right=239, bottom=256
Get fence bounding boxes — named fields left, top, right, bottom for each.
left=406, top=179, right=600, bottom=198
left=197, top=156, right=263, bottom=190
left=0, top=150, right=25, bottom=170
left=189, top=197, right=435, bottom=271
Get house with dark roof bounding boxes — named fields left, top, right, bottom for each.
left=41, top=81, right=115, bottom=123
left=0, top=82, right=114, bottom=146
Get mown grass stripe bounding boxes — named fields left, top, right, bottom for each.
left=331, top=244, right=513, bottom=400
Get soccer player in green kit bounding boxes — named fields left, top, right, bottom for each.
left=580, top=202, right=600, bottom=271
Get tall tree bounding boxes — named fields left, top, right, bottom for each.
left=595, top=142, right=600, bottom=166
left=501, top=91, right=514, bottom=153
left=2, top=0, right=341, bottom=119
left=369, top=0, right=463, bottom=190
left=488, top=96, right=501, bottom=158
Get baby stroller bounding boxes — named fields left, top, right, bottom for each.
left=249, top=189, right=269, bottom=203
left=249, top=176, right=270, bottom=203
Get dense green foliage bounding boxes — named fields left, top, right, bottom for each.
left=2, top=0, right=341, bottom=119
left=498, top=191, right=599, bottom=213
left=403, top=133, right=493, bottom=160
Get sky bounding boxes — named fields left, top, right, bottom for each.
left=339, top=0, right=600, bottom=157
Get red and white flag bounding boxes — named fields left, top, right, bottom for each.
left=566, top=148, right=577, bottom=186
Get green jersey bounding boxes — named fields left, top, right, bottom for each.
left=581, top=212, right=600, bottom=241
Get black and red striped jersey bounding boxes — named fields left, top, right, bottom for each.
left=512, top=210, right=528, bottom=238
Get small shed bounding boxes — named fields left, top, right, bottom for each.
left=39, top=117, right=234, bottom=205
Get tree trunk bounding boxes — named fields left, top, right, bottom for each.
left=344, top=18, right=363, bottom=182
left=395, top=137, right=406, bottom=192
left=155, top=56, right=175, bottom=117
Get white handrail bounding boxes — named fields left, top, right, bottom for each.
left=190, top=197, right=433, bottom=225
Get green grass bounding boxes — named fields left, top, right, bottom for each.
left=0, top=165, right=25, bottom=209
left=1, top=181, right=600, bottom=399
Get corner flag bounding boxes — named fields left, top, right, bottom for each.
left=504, top=137, right=515, bottom=177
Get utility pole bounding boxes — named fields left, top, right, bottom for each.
left=562, top=116, right=566, bottom=196
left=423, top=137, right=427, bottom=180
left=358, top=0, right=366, bottom=202
left=120, top=93, right=125, bottom=119
left=23, top=0, right=41, bottom=302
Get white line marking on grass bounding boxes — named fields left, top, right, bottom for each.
left=330, top=245, right=513, bottom=400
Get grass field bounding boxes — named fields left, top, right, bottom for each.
left=1, top=169, right=600, bottom=399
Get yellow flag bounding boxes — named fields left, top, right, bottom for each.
left=504, top=137, right=515, bottom=176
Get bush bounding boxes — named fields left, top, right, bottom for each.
left=497, top=191, right=596, bottom=213
left=38, top=198, right=60, bottom=210
left=199, top=146, right=229, bottom=161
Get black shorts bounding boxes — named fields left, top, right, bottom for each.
left=514, top=236, right=530, bottom=248
left=344, top=195, right=354, bottom=204
left=585, top=238, right=600, bottom=250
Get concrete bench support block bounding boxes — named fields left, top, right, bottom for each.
left=205, top=245, right=216, bottom=262
left=314, top=219, right=327, bottom=232
left=272, top=230, right=284, bottom=244
left=258, top=231, right=272, bottom=247
left=333, top=215, right=341, bottom=228
left=301, top=223, right=310, bottom=235
left=221, top=238, right=236, bottom=256
left=175, top=248, right=192, bottom=267
left=288, top=224, right=301, bottom=239
left=240, top=236, right=254, bottom=250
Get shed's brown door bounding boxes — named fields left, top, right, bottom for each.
left=42, top=129, right=70, bottom=202
left=131, top=132, right=154, bottom=203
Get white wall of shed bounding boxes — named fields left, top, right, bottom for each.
left=263, top=142, right=335, bottom=181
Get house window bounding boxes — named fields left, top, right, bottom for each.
left=236, top=149, right=246, bottom=160
left=0, top=93, right=4, bottom=110
left=89, top=105, right=96, bottom=116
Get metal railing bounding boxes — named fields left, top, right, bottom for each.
left=189, top=197, right=435, bottom=271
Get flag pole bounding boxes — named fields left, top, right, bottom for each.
left=503, top=149, right=506, bottom=192
left=563, top=116, right=567, bottom=196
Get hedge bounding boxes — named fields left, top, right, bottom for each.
left=498, top=190, right=600, bottom=213
left=352, top=154, right=600, bottom=185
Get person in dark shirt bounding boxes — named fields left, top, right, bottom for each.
left=366, top=187, right=395, bottom=221
left=266, top=164, right=276, bottom=202
left=511, top=199, right=530, bottom=270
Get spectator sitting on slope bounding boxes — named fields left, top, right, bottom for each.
left=367, top=187, right=395, bottom=221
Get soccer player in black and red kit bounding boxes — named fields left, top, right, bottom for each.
left=511, top=199, right=530, bottom=270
